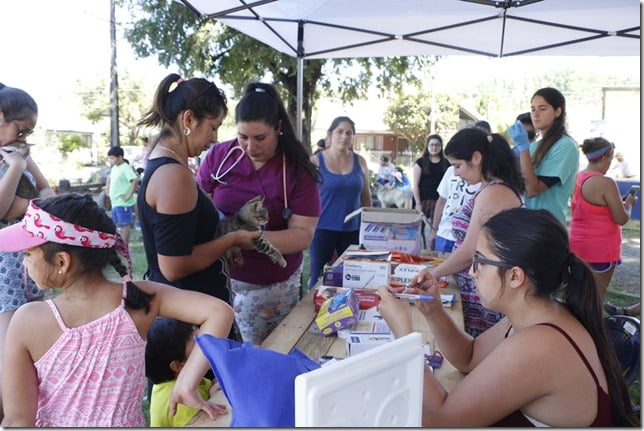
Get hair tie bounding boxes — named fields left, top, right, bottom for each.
left=586, top=145, right=612, bottom=160
left=168, top=77, right=184, bottom=93
left=254, top=87, right=267, bottom=93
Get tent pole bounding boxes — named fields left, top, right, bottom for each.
left=296, top=56, right=303, bottom=141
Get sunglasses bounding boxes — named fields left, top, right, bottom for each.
left=471, top=253, right=513, bottom=273
left=12, top=121, right=34, bottom=139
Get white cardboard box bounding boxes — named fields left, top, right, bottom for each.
left=345, top=207, right=423, bottom=255
left=342, top=259, right=390, bottom=289
left=346, top=333, right=396, bottom=356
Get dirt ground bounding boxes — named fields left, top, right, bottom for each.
left=610, top=233, right=641, bottom=297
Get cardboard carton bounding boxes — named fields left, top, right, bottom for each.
left=344, top=207, right=423, bottom=255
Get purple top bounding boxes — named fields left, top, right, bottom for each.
left=197, top=139, right=321, bottom=284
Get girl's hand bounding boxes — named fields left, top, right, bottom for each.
left=0, top=147, right=27, bottom=170
left=377, top=285, right=413, bottom=338
left=169, top=383, right=228, bottom=421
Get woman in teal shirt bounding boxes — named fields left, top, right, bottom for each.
left=510, top=87, right=578, bottom=224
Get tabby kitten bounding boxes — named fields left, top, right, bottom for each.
left=216, top=195, right=287, bottom=268
left=0, top=142, right=39, bottom=199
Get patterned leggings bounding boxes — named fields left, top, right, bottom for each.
left=231, top=265, right=302, bottom=346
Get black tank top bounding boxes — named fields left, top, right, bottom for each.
left=137, top=157, right=230, bottom=303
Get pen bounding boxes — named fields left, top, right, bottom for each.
left=393, top=292, right=435, bottom=301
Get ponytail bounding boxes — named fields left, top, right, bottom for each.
left=109, top=251, right=155, bottom=313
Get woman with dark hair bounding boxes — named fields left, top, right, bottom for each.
left=509, top=87, right=579, bottom=224
left=425, top=127, right=524, bottom=336
left=0, top=83, right=54, bottom=420
left=307, top=116, right=372, bottom=290
left=570, top=137, right=637, bottom=301
left=196, top=82, right=321, bottom=345
left=412, top=133, right=450, bottom=221
left=137, top=73, right=259, bottom=305
left=378, top=208, right=638, bottom=427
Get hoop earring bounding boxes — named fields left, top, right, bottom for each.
left=184, top=127, right=191, bottom=136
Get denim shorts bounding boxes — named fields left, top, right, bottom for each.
left=434, top=236, right=455, bottom=253
left=589, top=260, right=621, bottom=273
left=112, top=205, right=135, bottom=226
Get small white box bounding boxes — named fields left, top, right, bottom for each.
left=345, top=207, right=423, bottom=255
left=342, top=259, right=390, bottom=289
left=346, top=333, right=395, bottom=356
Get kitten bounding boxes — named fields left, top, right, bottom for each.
left=0, top=142, right=39, bottom=199
left=216, top=195, right=287, bottom=268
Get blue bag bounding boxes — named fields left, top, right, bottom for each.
left=195, top=335, right=320, bottom=427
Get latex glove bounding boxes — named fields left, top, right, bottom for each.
left=508, top=120, right=530, bottom=153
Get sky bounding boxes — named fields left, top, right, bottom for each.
left=1, top=1, right=641, bottom=143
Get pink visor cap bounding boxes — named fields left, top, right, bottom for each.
left=0, top=200, right=117, bottom=253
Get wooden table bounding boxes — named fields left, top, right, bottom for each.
left=188, top=275, right=465, bottom=427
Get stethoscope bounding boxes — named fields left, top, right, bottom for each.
left=211, top=144, right=292, bottom=221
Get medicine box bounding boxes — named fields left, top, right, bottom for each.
left=342, top=259, right=390, bottom=289
left=346, top=333, right=395, bottom=356
left=344, top=207, right=423, bottom=255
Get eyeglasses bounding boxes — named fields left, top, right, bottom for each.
left=471, top=254, right=514, bottom=273
left=11, top=121, right=34, bottom=139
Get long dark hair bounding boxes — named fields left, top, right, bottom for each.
left=0, top=83, right=38, bottom=121
left=483, top=208, right=638, bottom=427
left=235, top=82, right=320, bottom=182
left=137, top=73, right=228, bottom=145
left=531, top=87, right=568, bottom=168
left=444, top=127, right=524, bottom=194
left=38, top=194, right=155, bottom=312
left=421, top=133, right=448, bottom=175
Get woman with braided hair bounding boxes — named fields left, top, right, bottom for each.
left=0, top=194, right=235, bottom=427
left=379, top=208, right=638, bottom=426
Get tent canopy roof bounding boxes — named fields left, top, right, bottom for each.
left=182, top=0, right=640, bottom=58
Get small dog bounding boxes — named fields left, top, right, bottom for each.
left=372, top=182, right=408, bottom=208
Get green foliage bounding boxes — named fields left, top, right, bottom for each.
left=76, top=73, right=153, bottom=146
left=119, top=0, right=425, bottom=146
left=58, top=134, right=88, bottom=155
left=383, top=91, right=459, bottom=154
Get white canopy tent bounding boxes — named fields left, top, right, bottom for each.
left=179, top=0, right=640, bottom=138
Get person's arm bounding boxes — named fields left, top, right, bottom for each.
left=123, top=178, right=139, bottom=202
left=1, top=305, right=40, bottom=426
left=519, top=150, right=550, bottom=197
left=596, top=177, right=635, bottom=225
left=262, top=214, right=319, bottom=255
left=430, top=185, right=519, bottom=279
left=151, top=165, right=260, bottom=281
left=25, top=156, right=54, bottom=198
left=412, top=163, right=422, bottom=210
left=358, top=155, right=373, bottom=207
left=145, top=282, right=235, bottom=420
left=0, top=148, right=27, bottom=219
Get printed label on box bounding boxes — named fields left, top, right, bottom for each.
left=342, top=259, right=390, bottom=289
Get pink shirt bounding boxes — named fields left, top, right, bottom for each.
left=570, top=171, right=622, bottom=263
left=34, top=285, right=146, bottom=427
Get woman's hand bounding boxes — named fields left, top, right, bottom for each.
left=169, top=382, right=228, bottom=421
left=0, top=147, right=27, bottom=170
left=376, top=285, right=413, bottom=338
left=407, top=268, right=443, bottom=317
left=228, top=229, right=262, bottom=250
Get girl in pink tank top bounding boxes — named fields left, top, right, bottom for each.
left=0, top=193, right=235, bottom=427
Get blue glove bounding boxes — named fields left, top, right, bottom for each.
left=509, top=120, right=530, bottom=153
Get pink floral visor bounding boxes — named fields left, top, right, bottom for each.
left=0, top=200, right=117, bottom=252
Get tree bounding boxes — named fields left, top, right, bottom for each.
left=119, top=0, right=430, bottom=148
left=383, top=92, right=459, bottom=154
left=76, top=73, right=152, bottom=146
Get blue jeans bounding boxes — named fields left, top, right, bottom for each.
left=308, top=229, right=359, bottom=290
left=434, top=236, right=455, bottom=253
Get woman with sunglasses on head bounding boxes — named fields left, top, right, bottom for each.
left=421, top=127, right=524, bottom=337
left=307, top=116, right=372, bottom=291
left=378, top=208, right=638, bottom=427
left=509, top=87, right=578, bottom=225
left=196, top=82, right=321, bottom=345
left=136, top=74, right=259, bottom=307
left=0, top=83, right=54, bottom=420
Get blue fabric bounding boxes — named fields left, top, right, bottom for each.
left=434, top=236, right=455, bottom=253
left=195, top=335, right=320, bottom=427
left=316, top=152, right=363, bottom=231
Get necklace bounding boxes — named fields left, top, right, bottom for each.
left=156, top=146, right=189, bottom=168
